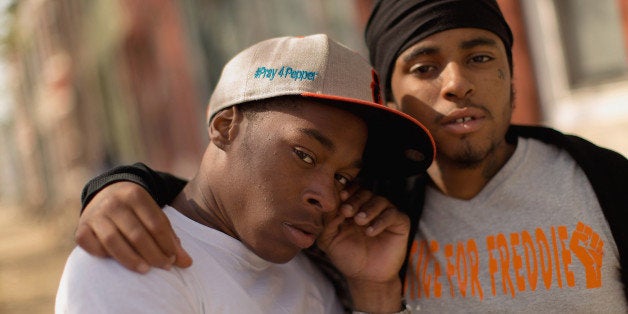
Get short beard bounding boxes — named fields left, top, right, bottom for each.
left=448, top=84, right=514, bottom=170
left=448, top=136, right=497, bottom=169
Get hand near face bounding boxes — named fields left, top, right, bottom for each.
left=317, top=185, right=409, bottom=312
left=75, top=182, right=192, bottom=273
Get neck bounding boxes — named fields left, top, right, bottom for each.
left=427, top=142, right=516, bottom=200
left=171, top=174, right=237, bottom=239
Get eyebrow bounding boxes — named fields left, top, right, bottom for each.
left=300, top=128, right=335, bottom=151
left=460, top=37, right=498, bottom=50
left=299, top=128, right=363, bottom=169
left=402, top=46, right=438, bottom=63
left=402, top=36, right=499, bottom=62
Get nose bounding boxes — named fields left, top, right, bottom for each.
left=302, top=174, right=340, bottom=213
left=441, top=62, right=474, bottom=101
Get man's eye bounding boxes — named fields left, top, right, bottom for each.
left=335, top=174, right=350, bottom=186
left=410, top=64, right=438, bottom=78
left=470, top=55, right=493, bottom=63
left=409, top=64, right=435, bottom=75
left=294, top=148, right=315, bottom=165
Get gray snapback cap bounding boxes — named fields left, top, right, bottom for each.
left=209, top=34, right=435, bottom=178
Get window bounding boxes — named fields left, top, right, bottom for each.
left=554, top=0, right=628, bottom=87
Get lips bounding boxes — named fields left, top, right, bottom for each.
left=441, top=107, right=485, bottom=135
left=282, top=222, right=320, bottom=249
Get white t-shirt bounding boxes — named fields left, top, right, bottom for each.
left=404, top=138, right=627, bottom=312
left=56, top=206, right=343, bottom=313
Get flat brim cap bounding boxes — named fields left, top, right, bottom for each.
left=209, top=34, right=435, bottom=178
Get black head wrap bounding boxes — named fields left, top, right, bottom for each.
left=365, top=0, right=513, bottom=101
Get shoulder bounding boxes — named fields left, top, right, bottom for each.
left=57, top=247, right=140, bottom=289
left=56, top=247, right=198, bottom=313
left=509, top=125, right=627, bottom=166
left=510, top=125, right=628, bottom=208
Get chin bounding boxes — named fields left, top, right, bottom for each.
left=452, top=148, right=486, bottom=168
left=439, top=142, right=487, bottom=168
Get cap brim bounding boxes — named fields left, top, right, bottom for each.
left=302, top=92, right=435, bottom=179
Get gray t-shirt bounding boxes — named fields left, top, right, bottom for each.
left=405, top=138, right=626, bottom=313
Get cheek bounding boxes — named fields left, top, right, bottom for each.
left=400, top=100, right=435, bottom=125
left=493, top=79, right=513, bottom=107
left=475, top=70, right=511, bottom=100
left=231, top=146, right=287, bottom=200
left=254, top=156, right=304, bottom=199
left=394, top=83, right=441, bottom=126
left=493, top=71, right=511, bottom=90
left=237, top=170, right=295, bottom=228
left=393, top=73, right=440, bottom=105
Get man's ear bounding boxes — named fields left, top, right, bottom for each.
left=209, top=106, right=242, bottom=149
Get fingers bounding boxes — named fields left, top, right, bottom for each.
left=74, top=223, right=109, bottom=258
left=340, top=188, right=374, bottom=217
left=363, top=206, right=410, bottom=237
left=107, top=202, right=175, bottom=271
left=340, top=189, right=389, bottom=222
left=119, top=185, right=192, bottom=268
left=118, top=191, right=179, bottom=263
left=172, top=235, right=193, bottom=268
left=352, top=194, right=392, bottom=226
left=90, top=215, right=152, bottom=273
left=76, top=181, right=192, bottom=273
left=338, top=188, right=409, bottom=237
left=119, top=190, right=192, bottom=268
left=317, top=211, right=348, bottom=250
left=339, top=183, right=361, bottom=203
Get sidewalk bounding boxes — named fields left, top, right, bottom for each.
left=0, top=204, right=77, bottom=313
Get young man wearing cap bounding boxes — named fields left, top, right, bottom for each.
left=56, top=34, right=434, bottom=313
left=72, top=0, right=628, bottom=312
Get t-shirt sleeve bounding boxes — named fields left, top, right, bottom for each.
left=80, top=162, right=188, bottom=213
left=56, top=247, right=198, bottom=313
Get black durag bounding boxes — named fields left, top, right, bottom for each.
left=365, top=0, right=514, bottom=101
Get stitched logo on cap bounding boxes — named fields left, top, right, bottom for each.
left=254, top=66, right=318, bottom=81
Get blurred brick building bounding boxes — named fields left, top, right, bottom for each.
left=1, top=0, right=627, bottom=213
